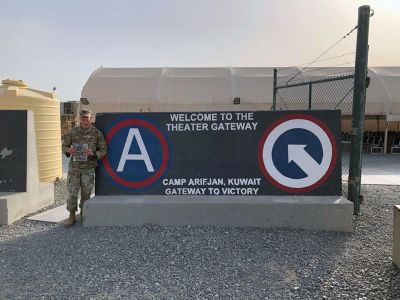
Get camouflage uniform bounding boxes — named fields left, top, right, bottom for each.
left=62, top=125, right=107, bottom=212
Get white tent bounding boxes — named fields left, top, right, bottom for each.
left=81, top=67, right=301, bottom=113
left=369, top=67, right=400, bottom=116
left=81, top=66, right=400, bottom=153
left=81, top=66, right=400, bottom=116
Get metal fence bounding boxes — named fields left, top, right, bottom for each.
left=271, top=5, right=370, bottom=215
left=273, top=69, right=355, bottom=196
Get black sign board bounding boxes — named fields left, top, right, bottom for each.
left=95, top=110, right=341, bottom=196
left=0, top=110, right=27, bottom=192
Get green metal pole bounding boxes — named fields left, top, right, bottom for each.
left=348, top=5, right=370, bottom=215
left=273, top=68, right=277, bottom=110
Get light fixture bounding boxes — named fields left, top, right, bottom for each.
left=80, top=97, right=90, bottom=105
left=233, top=97, right=240, bottom=105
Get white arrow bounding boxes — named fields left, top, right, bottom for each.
left=287, top=144, right=321, bottom=176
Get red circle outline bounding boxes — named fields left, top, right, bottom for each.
left=102, top=119, right=169, bottom=189
left=257, top=114, right=338, bottom=193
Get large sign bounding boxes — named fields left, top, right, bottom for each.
left=95, top=110, right=341, bottom=196
left=0, top=110, right=27, bottom=192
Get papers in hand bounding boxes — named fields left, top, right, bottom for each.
left=73, top=143, right=88, bottom=162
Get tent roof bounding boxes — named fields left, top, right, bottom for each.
left=82, top=66, right=400, bottom=115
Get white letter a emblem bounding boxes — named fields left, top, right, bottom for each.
left=117, top=128, right=154, bottom=172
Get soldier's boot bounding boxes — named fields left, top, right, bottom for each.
left=64, top=212, right=76, bottom=228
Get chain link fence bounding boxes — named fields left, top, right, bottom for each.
left=274, top=70, right=355, bottom=196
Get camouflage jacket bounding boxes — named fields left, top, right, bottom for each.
left=62, top=125, right=107, bottom=169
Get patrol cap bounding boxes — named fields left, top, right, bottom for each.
left=79, top=109, right=92, bottom=117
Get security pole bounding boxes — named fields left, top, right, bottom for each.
left=272, top=68, right=277, bottom=110
left=348, top=5, right=371, bottom=215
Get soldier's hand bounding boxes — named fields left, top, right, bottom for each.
left=67, top=147, right=77, bottom=156
left=85, top=148, right=95, bottom=157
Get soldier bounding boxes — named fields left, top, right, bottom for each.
left=62, top=109, right=107, bottom=228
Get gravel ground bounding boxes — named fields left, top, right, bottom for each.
left=0, top=183, right=399, bottom=299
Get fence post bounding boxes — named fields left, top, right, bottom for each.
left=273, top=68, right=277, bottom=110
left=308, top=84, right=312, bottom=110
left=348, top=5, right=371, bottom=215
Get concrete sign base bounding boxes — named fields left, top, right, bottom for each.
left=0, top=183, right=54, bottom=225
left=83, top=195, right=353, bottom=232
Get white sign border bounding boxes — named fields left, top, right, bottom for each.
left=262, top=119, right=333, bottom=189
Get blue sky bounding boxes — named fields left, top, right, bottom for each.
left=0, top=0, right=399, bottom=101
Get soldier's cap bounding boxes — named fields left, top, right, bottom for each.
left=79, top=109, right=92, bottom=117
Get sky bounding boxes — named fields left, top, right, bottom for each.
left=0, top=0, right=399, bottom=102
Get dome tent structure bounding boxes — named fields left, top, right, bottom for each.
left=369, top=67, right=400, bottom=116
left=368, top=67, right=400, bottom=153
left=81, top=66, right=400, bottom=153
left=81, top=67, right=304, bottom=113
left=82, top=66, right=400, bottom=116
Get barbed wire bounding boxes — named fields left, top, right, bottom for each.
left=300, top=61, right=355, bottom=74
left=276, top=51, right=356, bottom=72
left=277, top=61, right=355, bottom=84
left=276, top=71, right=355, bottom=88
left=285, top=25, right=358, bottom=84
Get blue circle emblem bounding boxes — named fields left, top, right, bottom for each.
left=272, top=128, right=323, bottom=179
left=107, top=126, right=165, bottom=182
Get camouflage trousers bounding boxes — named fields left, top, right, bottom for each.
left=67, top=167, right=95, bottom=212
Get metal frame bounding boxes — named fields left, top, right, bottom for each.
left=271, top=6, right=371, bottom=215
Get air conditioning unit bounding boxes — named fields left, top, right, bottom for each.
left=62, top=101, right=79, bottom=115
